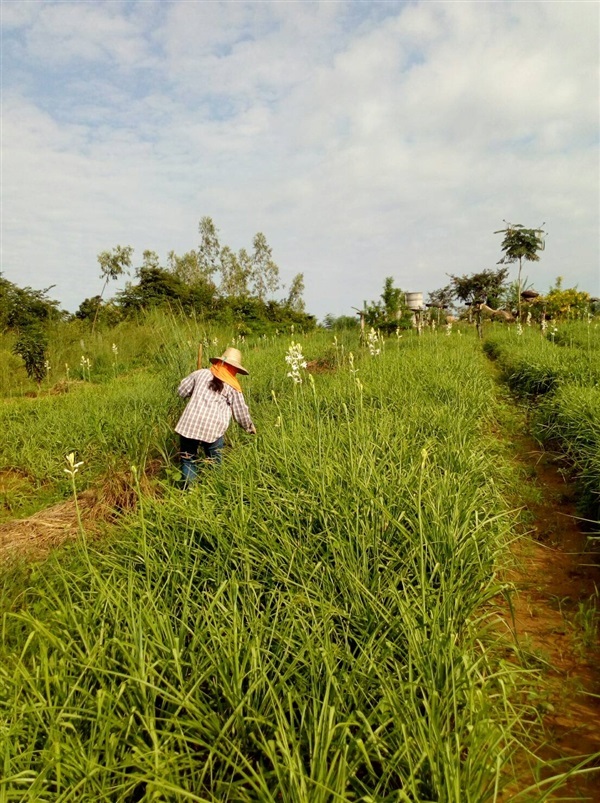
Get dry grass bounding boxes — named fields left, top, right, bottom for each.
left=0, top=493, right=97, bottom=562
left=0, top=464, right=160, bottom=563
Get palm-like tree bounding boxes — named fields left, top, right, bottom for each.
left=495, top=222, right=546, bottom=320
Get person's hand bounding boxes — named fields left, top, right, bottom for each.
left=249, top=424, right=257, bottom=435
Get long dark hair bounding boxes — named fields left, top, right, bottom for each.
left=208, top=376, right=224, bottom=393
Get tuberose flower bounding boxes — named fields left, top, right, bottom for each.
left=64, top=452, right=84, bottom=476
left=285, top=341, right=307, bottom=383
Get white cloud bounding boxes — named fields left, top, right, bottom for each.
left=1, top=0, right=598, bottom=318
left=21, top=1, right=155, bottom=68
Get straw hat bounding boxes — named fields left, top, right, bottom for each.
left=209, top=347, right=249, bottom=375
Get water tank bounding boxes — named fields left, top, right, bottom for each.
left=405, top=292, right=424, bottom=311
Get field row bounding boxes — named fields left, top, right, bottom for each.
left=484, top=322, right=600, bottom=519
left=2, top=330, right=537, bottom=801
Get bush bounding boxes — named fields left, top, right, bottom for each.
left=0, top=278, right=64, bottom=332
left=12, top=327, right=48, bottom=384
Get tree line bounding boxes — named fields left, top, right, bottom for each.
left=84, top=216, right=310, bottom=330
left=0, top=217, right=315, bottom=337
left=326, top=223, right=595, bottom=335
left=1, top=217, right=317, bottom=384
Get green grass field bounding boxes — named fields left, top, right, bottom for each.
left=1, top=316, right=598, bottom=801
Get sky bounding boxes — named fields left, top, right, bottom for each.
left=1, top=0, right=599, bottom=322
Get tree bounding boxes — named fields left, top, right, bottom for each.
left=285, top=273, right=306, bottom=313
left=13, top=326, right=48, bottom=385
left=322, top=314, right=359, bottom=330
left=167, top=249, right=218, bottom=297
left=449, top=268, right=509, bottom=308
left=75, top=295, right=102, bottom=321
left=449, top=268, right=509, bottom=338
left=427, top=284, right=454, bottom=311
left=116, top=267, right=191, bottom=314
left=140, top=249, right=160, bottom=272
left=94, top=245, right=133, bottom=331
left=115, top=264, right=218, bottom=316
left=74, top=296, right=121, bottom=327
left=0, top=278, right=63, bottom=331
left=381, top=276, right=403, bottom=321
left=198, top=216, right=221, bottom=280
left=365, top=277, right=411, bottom=333
left=495, top=222, right=546, bottom=319
left=532, top=276, right=591, bottom=321
left=219, top=246, right=251, bottom=297
left=250, top=232, right=280, bottom=300
left=168, top=250, right=197, bottom=285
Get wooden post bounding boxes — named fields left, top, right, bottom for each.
left=352, top=306, right=367, bottom=346
left=197, top=343, right=203, bottom=370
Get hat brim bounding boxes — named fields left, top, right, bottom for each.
left=210, top=357, right=249, bottom=376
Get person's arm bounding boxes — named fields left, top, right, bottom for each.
left=230, top=390, right=256, bottom=434
left=177, top=372, right=197, bottom=398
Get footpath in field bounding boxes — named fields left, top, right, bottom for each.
left=490, top=381, right=600, bottom=797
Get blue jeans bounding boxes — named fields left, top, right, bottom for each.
left=179, top=434, right=224, bottom=485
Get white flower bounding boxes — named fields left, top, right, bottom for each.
left=367, top=327, right=380, bottom=356
left=285, top=341, right=307, bottom=383
left=112, top=343, right=119, bottom=355
left=80, top=355, right=91, bottom=380
left=64, top=452, right=84, bottom=476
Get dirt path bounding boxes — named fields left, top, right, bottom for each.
left=499, top=431, right=600, bottom=799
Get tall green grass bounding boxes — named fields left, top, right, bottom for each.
left=0, top=312, right=324, bottom=516
left=484, top=324, right=600, bottom=520
left=533, top=384, right=600, bottom=519
left=483, top=326, right=600, bottom=396
left=1, top=310, right=233, bottom=397
left=1, top=334, right=541, bottom=801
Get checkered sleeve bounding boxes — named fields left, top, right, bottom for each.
left=230, top=390, right=255, bottom=433
left=177, top=372, right=196, bottom=398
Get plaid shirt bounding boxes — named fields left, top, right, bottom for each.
left=175, top=369, right=255, bottom=443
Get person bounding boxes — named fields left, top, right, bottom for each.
left=175, top=347, right=256, bottom=484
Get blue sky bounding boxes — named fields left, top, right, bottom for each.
left=2, top=0, right=599, bottom=320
